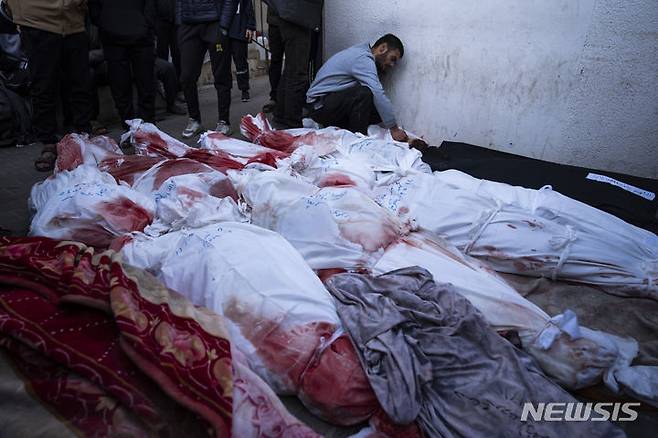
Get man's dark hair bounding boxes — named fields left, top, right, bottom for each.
left=373, top=34, right=404, bottom=58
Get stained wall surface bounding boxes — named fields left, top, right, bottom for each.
left=324, top=0, right=658, bottom=178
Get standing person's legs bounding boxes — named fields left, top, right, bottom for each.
left=90, top=67, right=100, bottom=121
left=203, top=23, right=232, bottom=126
left=129, top=43, right=156, bottom=123
left=60, top=68, right=73, bottom=132
left=89, top=63, right=109, bottom=135
left=104, top=44, right=135, bottom=124
left=267, top=23, right=283, bottom=103
left=156, top=20, right=181, bottom=83
left=178, top=23, right=207, bottom=123
left=275, top=22, right=311, bottom=128
left=20, top=27, right=61, bottom=144
left=155, top=58, right=183, bottom=112
left=169, top=23, right=182, bottom=83
left=230, top=38, right=250, bottom=92
left=155, top=19, right=171, bottom=61
left=62, top=31, right=92, bottom=135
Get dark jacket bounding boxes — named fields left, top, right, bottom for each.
left=228, top=0, right=255, bottom=41
left=156, top=0, right=176, bottom=23
left=89, top=0, right=156, bottom=46
left=0, top=5, right=29, bottom=94
left=176, top=0, right=238, bottom=28
left=264, top=0, right=322, bottom=31
left=5, top=0, right=87, bottom=35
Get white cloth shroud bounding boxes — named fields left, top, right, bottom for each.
left=374, top=169, right=658, bottom=299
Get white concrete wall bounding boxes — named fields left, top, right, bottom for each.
left=324, top=0, right=658, bottom=178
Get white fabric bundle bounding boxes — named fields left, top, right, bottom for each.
left=120, top=222, right=341, bottom=395
left=241, top=114, right=370, bottom=164
left=230, top=169, right=407, bottom=271
left=276, top=133, right=430, bottom=191
left=123, top=119, right=192, bottom=158
left=55, top=133, right=123, bottom=173
left=200, top=131, right=288, bottom=164
left=337, top=136, right=431, bottom=179
left=375, top=169, right=658, bottom=299
left=29, top=165, right=155, bottom=247
left=278, top=145, right=377, bottom=194
left=131, top=159, right=246, bottom=235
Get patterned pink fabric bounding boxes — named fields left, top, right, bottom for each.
left=0, top=237, right=321, bottom=437
left=112, top=266, right=233, bottom=437
left=0, top=336, right=150, bottom=437
left=0, top=237, right=229, bottom=435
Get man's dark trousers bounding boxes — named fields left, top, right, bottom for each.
left=20, top=27, right=92, bottom=144
left=307, top=86, right=381, bottom=135
left=103, top=42, right=156, bottom=124
left=229, top=38, right=249, bottom=92
left=273, top=20, right=310, bottom=128
left=267, top=22, right=283, bottom=101
left=178, top=22, right=232, bottom=123
left=156, top=18, right=181, bottom=81
left=155, top=58, right=179, bottom=107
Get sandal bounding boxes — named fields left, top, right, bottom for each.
left=34, top=144, right=57, bottom=172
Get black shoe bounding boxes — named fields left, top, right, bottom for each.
left=241, top=90, right=251, bottom=102
left=167, top=102, right=187, bottom=115
left=271, top=117, right=298, bottom=130
left=262, top=99, right=276, bottom=113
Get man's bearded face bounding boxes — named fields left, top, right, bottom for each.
left=375, top=48, right=401, bottom=75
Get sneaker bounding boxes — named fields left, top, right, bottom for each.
left=167, top=102, right=187, bottom=115
left=262, top=99, right=276, bottom=113
left=241, top=90, right=251, bottom=102
left=182, top=118, right=203, bottom=138
left=215, top=120, right=232, bottom=136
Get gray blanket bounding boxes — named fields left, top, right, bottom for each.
left=325, top=267, right=623, bottom=438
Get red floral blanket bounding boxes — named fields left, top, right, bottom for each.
left=0, top=237, right=317, bottom=437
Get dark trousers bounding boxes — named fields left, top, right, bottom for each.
left=87, top=58, right=176, bottom=120
left=308, top=86, right=381, bottom=135
left=103, top=42, right=156, bottom=124
left=274, top=21, right=311, bottom=128
left=89, top=63, right=108, bottom=121
left=229, top=38, right=249, bottom=91
left=178, top=22, right=232, bottom=123
left=155, top=58, right=178, bottom=106
left=20, top=27, right=91, bottom=144
left=155, top=19, right=181, bottom=82
left=267, top=23, right=283, bottom=101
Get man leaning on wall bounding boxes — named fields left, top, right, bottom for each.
left=306, top=34, right=409, bottom=142
left=5, top=0, right=92, bottom=172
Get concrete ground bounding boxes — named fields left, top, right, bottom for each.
left=0, top=75, right=655, bottom=437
